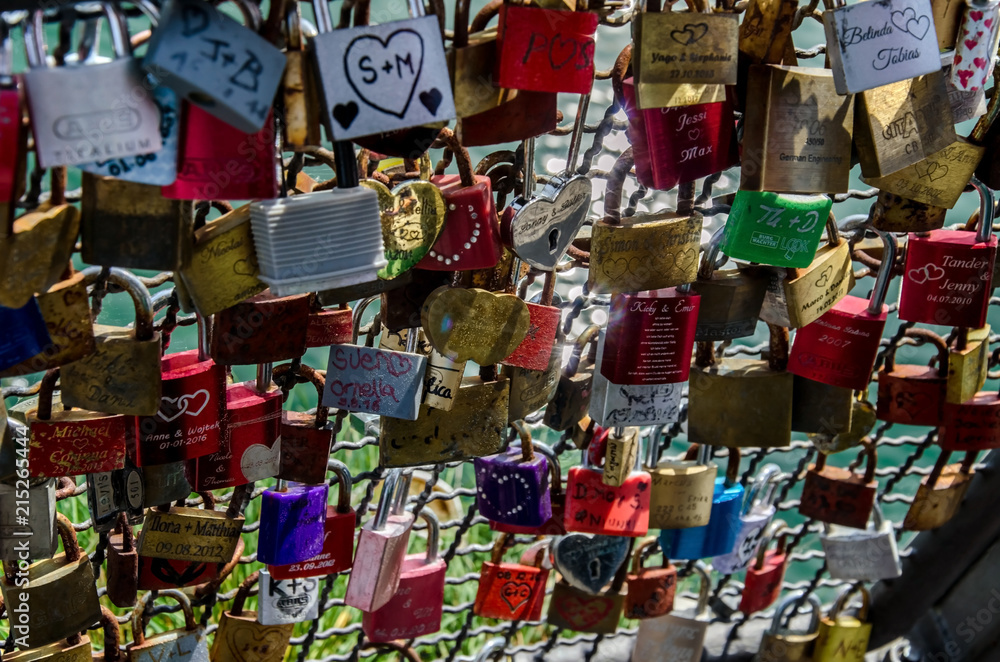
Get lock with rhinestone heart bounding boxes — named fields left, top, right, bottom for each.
left=474, top=421, right=551, bottom=528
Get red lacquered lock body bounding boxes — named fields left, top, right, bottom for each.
left=27, top=414, right=130, bottom=477
left=898, top=230, right=998, bottom=328
left=624, top=540, right=677, bottom=620
left=137, top=537, right=244, bottom=590
left=415, top=174, right=502, bottom=271
left=162, top=103, right=278, bottom=201
left=501, top=302, right=560, bottom=370
left=798, top=446, right=877, bottom=529
left=210, top=291, right=311, bottom=365
left=362, top=553, right=446, bottom=642
left=739, top=549, right=787, bottom=614
left=564, top=466, right=651, bottom=536
left=496, top=5, right=599, bottom=94
left=474, top=561, right=549, bottom=621
left=460, top=91, right=559, bottom=147
left=0, top=82, right=26, bottom=217
left=268, top=504, right=356, bottom=579
left=621, top=77, right=738, bottom=191
left=876, top=329, right=949, bottom=426
left=187, top=380, right=282, bottom=490
left=306, top=306, right=353, bottom=348
left=601, top=288, right=700, bottom=385
left=940, top=393, right=1000, bottom=451
left=788, top=296, right=888, bottom=390
left=132, top=349, right=226, bottom=467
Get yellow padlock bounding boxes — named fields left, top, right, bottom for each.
left=812, top=585, right=872, bottom=662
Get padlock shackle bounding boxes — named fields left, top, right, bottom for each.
left=884, top=328, right=949, bottom=374
left=769, top=590, right=822, bottom=635
left=741, top=464, right=782, bottom=516
left=100, top=605, right=123, bottom=662
left=601, top=147, right=633, bottom=227
left=829, top=584, right=871, bottom=622
left=681, top=560, right=712, bottom=619
left=752, top=519, right=787, bottom=570
left=328, top=458, right=354, bottom=513
left=256, top=362, right=273, bottom=394
left=0, top=19, right=13, bottom=82
left=373, top=469, right=409, bottom=530
left=55, top=511, right=83, bottom=562
left=352, top=295, right=381, bottom=344
left=416, top=507, right=440, bottom=564
left=24, top=11, right=46, bottom=69
left=860, top=438, right=878, bottom=483
left=528, top=441, right=562, bottom=497
left=510, top=419, right=535, bottom=462
left=435, top=130, right=476, bottom=188
left=970, top=61, right=1000, bottom=143
left=971, top=177, right=995, bottom=244
left=962, top=450, right=978, bottom=474
left=566, top=324, right=600, bottom=376
left=824, top=212, right=840, bottom=248
left=230, top=570, right=259, bottom=616
left=630, top=536, right=667, bottom=574
left=522, top=137, right=536, bottom=199
left=131, top=589, right=198, bottom=646
left=114, top=511, right=135, bottom=553
left=724, top=447, right=740, bottom=487
left=454, top=0, right=472, bottom=47
left=520, top=538, right=549, bottom=568
left=35, top=367, right=60, bottom=420
left=474, top=638, right=507, bottom=662
left=697, top=226, right=729, bottom=280
left=217, top=0, right=264, bottom=31
left=78, top=266, right=156, bottom=341
left=225, top=483, right=251, bottom=519
left=866, top=227, right=897, bottom=314
left=490, top=532, right=513, bottom=564
left=565, top=93, right=591, bottom=176
left=273, top=362, right=331, bottom=427
left=286, top=1, right=305, bottom=51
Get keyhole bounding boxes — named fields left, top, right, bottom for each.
left=589, top=558, right=601, bottom=580
left=548, top=227, right=561, bottom=253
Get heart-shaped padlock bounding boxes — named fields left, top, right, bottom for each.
left=361, top=179, right=447, bottom=279
left=550, top=533, right=630, bottom=595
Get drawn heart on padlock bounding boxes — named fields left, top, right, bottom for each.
left=345, top=30, right=425, bottom=118
left=421, top=286, right=530, bottom=363
left=501, top=581, right=533, bottom=612
left=551, top=533, right=629, bottom=594
left=890, top=8, right=930, bottom=40
left=361, top=179, right=446, bottom=279
left=814, top=265, right=833, bottom=287
left=674, top=247, right=697, bottom=275
left=156, top=389, right=211, bottom=422
left=333, top=102, right=360, bottom=129
left=971, top=9, right=984, bottom=20
left=241, top=440, right=281, bottom=482
left=602, top=256, right=642, bottom=280
left=233, top=256, right=260, bottom=278
left=669, top=22, right=709, bottom=45
left=555, top=592, right=614, bottom=628
left=507, top=176, right=592, bottom=270
left=916, top=161, right=949, bottom=182
left=225, top=621, right=289, bottom=662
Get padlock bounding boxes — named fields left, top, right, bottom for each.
left=474, top=421, right=551, bottom=527
left=788, top=227, right=896, bottom=390
left=898, top=177, right=997, bottom=329
left=211, top=290, right=311, bottom=365
left=0, top=203, right=80, bottom=310
left=645, top=432, right=717, bottom=530
left=903, top=450, right=975, bottom=530
left=80, top=174, right=193, bottom=272
left=758, top=215, right=854, bottom=329
left=950, top=0, right=1000, bottom=92
left=495, top=2, right=598, bottom=95
left=141, top=460, right=193, bottom=508
left=416, top=130, right=503, bottom=272
left=306, top=300, right=354, bottom=348
left=311, top=0, right=455, bottom=141
left=107, top=513, right=138, bottom=608
left=799, top=440, right=878, bottom=529
left=757, top=591, right=824, bottom=662
left=811, top=389, right=876, bottom=455
left=363, top=508, right=446, bottom=639
left=143, top=0, right=283, bottom=133
left=933, top=0, right=967, bottom=46
left=871, top=189, right=947, bottom=233
left=712, top=464, right=782, bottom=574
left=258, top=568, right=321, bottom=625
left=163, top=102, right=279, bottom=200
left=60, top=267, right=162, bottom=416
left=474, top=533, right=549, bottom=621
left=26, top=368, right=130, bottom=477
left=564, top=437, right=651, bottom=537
left=86, top=454, right=144, bottom=534
left=345, top=470, right=415, bottom=612
left=877, top=328, right=950, bottom=426
left=720, top=190, right=835, bottom=269
left=660, top=447, right=744, bottom=559
left=631, top=0, right=738, bottom=108
left=741, top=64, right=854, bottom=193
left=179, top=203, right=268, bottom=317
left=460, top=87, right=560, bottom=146
left=812, top=585, right=873, bottom=662
left=491, top=443, right=567, bottom=536
left=0, top=475, right=56, bottom=561
left=625, top=537, right=677, bottom=620
left=821, top=502, right=901, bottom=581
left=791, top=375, right=855, bottom=435
left=501, top=274, right=561, bottom=371
left=210, top=572, right=293, bottom=662
left=823, top=0, right=940, bottom=94
left=450, top=0, right=513, bottom=118
left=413, top=283, right=522, bottom=365
left=136, top=486, right=245, bottom=564
left=272, top=363, right=333, bottom=484
left=1, top=514, right=101, bottom=650
left=852, top=70, right=956, bottom=179
left=423, top=344, right=467, bottom=411
left=944, top=324, right=990, bottom=404
left=133, top=315, right=226, bottom=466
left=22, top=7, right=162, bottom=168
left=0, top=22, right=26, bottom=228
left=269, top=459, right=356, bottom=579
left=126, top=590, right=210, bottom=662
left=691, top=227, right=769, bottom=341
left=0, top=298, right=53, bottom=375
left=940, top=375, right=1000, bottom=450
left=589, top=149, right=703, bottom=294
left=602, top=426, right=641, bottom=487
left=4, top=631, right=90, bottom=662
left=503, top=340, right=561, bottom=422
left=630, top=562, right=712, bottom=660
left=737, top=0, right=801, bottom=109
left=257, top=479, right=328, bottom=566
left=283, top=4, right=322, bottom=148
left=688, top=325, right=794, bottom=448
left=323, top=296, right=427, bottom=420
left=548, top=564, right=628, bottom=634
left=739, top=520, right=788, bottom=614
left=544, top=325, right=599, bottom=431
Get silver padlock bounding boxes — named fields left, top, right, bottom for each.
left=23, top=5, right=163, bottom=169
left=631, top=562, right=711, bottom=661
left=258, top=568, right=321, bottom=625
left=143, top=0, right=285, bottom=133
left=820, top=502, right=902, bottom=582
left=823, top=0, right=941, bottom=94
left=589, top=329, right=682, bottom=427
left=0, top=471, right=57, bottom=562
left=87, top=455, right=145, bottom=533
left=311, top=0, right=456, bottom=140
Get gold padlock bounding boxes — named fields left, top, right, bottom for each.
left=211, top=571, right=293, bottom=662
left=757, top=591, right=823, bottom=662
left=503, top=342, right=561, bottom=423
left=0, top=203, right=79, bottom=309
left=645, top=431, right=718, bottom=529
left=791, top=375, right=854, bottom=435
left=602, top=426, right=640, bottom=487
left=282, top=4, right=322, bottom=147
left=903, top=450, right=975, bottom=531
left=946, top=325, right=990, bottom=404
left=812, top=585, right=873, bottom=662
left=449, top=0, right=512, bottom=118
left=870, top=189, right=947, bottom=233
left=738, top=0, right=798, bottom=67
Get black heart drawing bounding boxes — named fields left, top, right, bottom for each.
left=419, top=88, right=443, bottom=115
left=333, top=102, right=359, bottom=129
left=670, top=22, right=710, bottom=45
left=345, top=29, right=425, bottom=118
left=549, top=34, right=579, bottom=70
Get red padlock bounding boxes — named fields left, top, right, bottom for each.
left=624, top=537, right=677, bottom=620
left=273, top=363, right=334, bottom=485
left=600, top=288, right=700, bottom=385
left=940, top=380, right=1000, bottom=451
left=788, top=226, right=895, bottom=390
left=798, top=441, right=878, bottom=529
left=876, top=328, right=949, bottom=426
left=502, top=271, right=561, bottom=371
left=268, top=460, right=357, bottom=580
left=187, top=365, right=282, bottom=490
left=362, top=509, right=446, bottom=641
left=474, top=534, right=549, bottom=621
left=738, top=521, right=788, bottom=614
left=0, top=73, right=26, bottom=225
left=415, top=129, right=502, bottom=271
left=491, top=444, right=567, bottom=536
left=898, top=178, right=997, bottom=328
left=306, top=300, right=353, bottom=348
left=162, top=103, right=278, bottom=201
left=26, top=369, right=130, bottom=477
left=495, top=4, right=599, bottom=94
left=564, top=442, right=651, bottom=537
left=210, top=290, right=311, bottom=365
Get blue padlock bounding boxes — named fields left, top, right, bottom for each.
left=257, top=479, right=329, bottom=565
left=0, top=298, right=51, bottom=373
left=660, top=447, right=744, bottom=560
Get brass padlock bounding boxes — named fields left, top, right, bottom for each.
left=812, top=585, right=873, bottom=662
left=503, top=342, right=561, bottom=423
left=211, top=571, right=293, bottom=662
left=450, top=0, right=512, bottom=118
left=645, top=431, right=717, bottom=529
left=809, top=391, right=876, bottom=454
left=738, top=0, right=798, bottom=70
left=602, top=426, right=640, bottom=487
left=60, top=267, right=162, bottom=416
left=282, top=4, right=322, bottom=147
left=136, top=485, right=246, bottom=564
left=946, top=325, right=990, bottom=404
left=791, top=375, right=854, bottom=435
left=0, top=202, right=80, bottom=309
left=870, top=189, right=947, bottom=233
left=1, top=513, right=101, bottom=650
left=903, top=450, right=975, bottom=531
left=691, top=227, right=769, bottom=342
left=757, top=591, right=823, bottom=661
left=544, top=325, right=599, bottom=431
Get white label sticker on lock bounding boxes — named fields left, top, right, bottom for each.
left=258, top=570, right=322, bottom=625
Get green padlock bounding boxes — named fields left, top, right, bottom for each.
left=720, top=190, right=834, bottom=268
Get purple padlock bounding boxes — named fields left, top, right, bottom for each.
left=473, top=422, right=551, bottom=527
left=257, top=480, right=329, bottom=566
